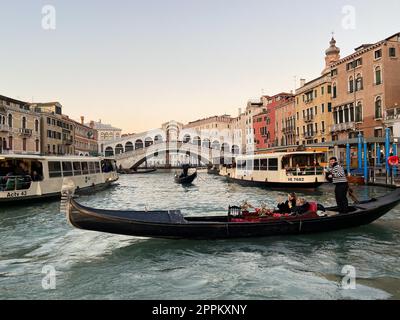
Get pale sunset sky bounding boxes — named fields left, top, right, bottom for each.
left=1, top=0, right=399, bottom=133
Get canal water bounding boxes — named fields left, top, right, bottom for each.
left=1, top=172, right=400, bottom=300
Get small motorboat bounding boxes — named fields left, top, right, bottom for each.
left=174, top=171, right=197, bottom=184
left=207, top=166, right=220, bottom=175
left=61, top=187, right=400, bottom=240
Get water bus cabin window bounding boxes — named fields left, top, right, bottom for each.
left=88, top=162, right=95, bottom=174
left=254, top=159, right=260, bottom=170
left=95, top=162, right=101, bottom=173
left=73, top=162, right=82, bottom=176
left=246, top=160, right=254, bottom=171
left=81, top=162, right=89, bottom=175
left=48, top=161, right=62, bottom=178
left=268, top=158, right=278, bottom=171
left=284, top=154, right=324, bottom=176
left=62, top=162, right=73, bottom=177
left=0, top=159, right=44, bottom=191
left=236, top=160, right=246, bottom=170
left=260, top=159, right=268, bottom=170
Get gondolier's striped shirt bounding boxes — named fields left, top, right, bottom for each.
left=330, top=165, right=348, bottom=184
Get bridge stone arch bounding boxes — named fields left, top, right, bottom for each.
left=182, top=134, right=191, bottom=143
left=232, top=144, right=240, bottom=155
left=105, top=146, right=114, bottom=157
left=115, top=144, right=124, bottom=155
left=221, top=142, right=230, bottom=153
left=135, top=139, right=144, bottom=150
left=145, top=137, right=154, bottom=147
left=125, top=141, right=134, bottom=152
left=115, top=141, right=235, bottom=169
left=154, top=134, right=163, bottom=144
left=212, top=140, right=220, bottom=151
left=193, top=136, right=201, bottom=146
left=202, top=138, right=211, bottom=148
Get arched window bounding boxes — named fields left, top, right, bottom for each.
left=375, top=66, right=382, bottom=85
left=154, top=135, right=163, bottom=144
left=212, top=141, right=220, bottom=150
left=22, top=117, right=27, bottom=129
left=202, top=139, right=211, bottom=148
left=193, top=136, right=201, bottom=146
left=183, top=134, right=191, bottom=143
left=221, top=143, right=230, bottom=153
left=105, top=147, right=114, bottom=157
left=8, top=114, right=13, bottom=128
left=145, top=137, right=153, bottom=147
left=135, top=139, right=143, bottom=150
left=375, top=97, right=382, bottom=119
left=355, top=102, right=363, bottom=122
left=231, top=145, right=240, bottom=155
left=35, top=119, right=39, bottom=132
left=350, top=104, right=355, bottom=122
left=125, top=141, right=134, bottom=152
left=356, top=74, right=363, bottom=91
left=332, top=83, right=337, bottom=98
left=348, top=76, right=354, bottom=93
left=115, top=144, right=124, bottom=154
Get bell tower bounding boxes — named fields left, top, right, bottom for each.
left=322, top=36, right=340, bottom=74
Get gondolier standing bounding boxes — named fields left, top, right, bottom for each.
left=326, top=157, right=349, bottom=213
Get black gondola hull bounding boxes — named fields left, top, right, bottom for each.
left=174, top=172, right=197, bottom=184
left=65, top=188, right=400, bottom=240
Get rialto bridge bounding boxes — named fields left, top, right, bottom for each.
left=101, top=121, right=241, bottom=169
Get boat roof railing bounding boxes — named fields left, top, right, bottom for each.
left=0, top=154, right=115, bottom=161
left=235, top=151, right=325, bottom=160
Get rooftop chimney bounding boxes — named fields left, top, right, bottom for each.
left=300, top=79, right=306, bottom=87
left=80, top=116, right=84, bottom=125
left=238, top=108, right=242, bottom=116
left=90, top=121, right=95, bottom=129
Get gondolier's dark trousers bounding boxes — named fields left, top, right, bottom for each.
left=335, top=182, right=349, bottom=213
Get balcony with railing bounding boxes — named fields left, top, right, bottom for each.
left=304, top=115, right=314, bottom=123
left=282, top=127, right=296, bottom=134
left=329, top=122, right=356, bottom=133
left=304, top=98, right=314, bottom=104
left=63, top=137, right=74, bottom=145
left=18, top=128, right=32, bottom=136
left=304, top=131, right=315, bottom=139
left=0, top=124, right=10, bottom=132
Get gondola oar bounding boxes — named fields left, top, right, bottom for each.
left=348, top=187, right=360, bottom=204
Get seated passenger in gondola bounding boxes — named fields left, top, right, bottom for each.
left=290, top=199, right=324, bottom=217
left=291, top=198, right=311, bottom=216
left=277, top=192, right=297, bottom=214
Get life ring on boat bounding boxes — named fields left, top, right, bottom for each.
left=388, top=156, right=399, bottom=166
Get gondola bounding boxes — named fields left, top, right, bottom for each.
left=118, top=168, right=157, bottom=174
left=174, top=171, right=197, bottom=184
left=61, top=187, right=400, bottom=240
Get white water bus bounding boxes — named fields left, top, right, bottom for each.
left=0, top=154, right=119, bottom=203
left=220, top=152, right=327, bottom=188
